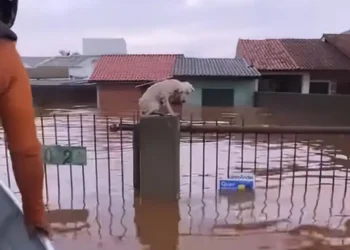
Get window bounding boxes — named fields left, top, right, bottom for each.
left=202, top=89, right=234, bottom=107
left=309, top=81, right=329, bottom=94
left=258, top=75, right=302, bottom=93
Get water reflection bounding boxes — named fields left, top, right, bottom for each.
left=0, top=108, right=350, bottom=249
left=38, top=178, right=350, bottom=249
left=47, top=209, right=90, bottom=234
left=134, top=197, right=180, bottom=250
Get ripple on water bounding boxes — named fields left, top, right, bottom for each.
left=1, top=111, right=350, bottom=249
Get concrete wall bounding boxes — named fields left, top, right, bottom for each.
left=27, top=67, right=69, bottom=79
left=260, top=70, right=350, bottom=95
left=31, top=85, right=96, bottom=106
left=254, top=91, right=350, bottom=126
left=182, top=78, right=258, bottom=106
left=97, top=82, right=183, bottom=117
left=97, top=83, right=142, bottom=116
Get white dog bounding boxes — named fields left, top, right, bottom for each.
left=139, top=79, right=194, bottom=116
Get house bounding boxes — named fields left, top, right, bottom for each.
left=37, top=55, right=101, bottom=79
left=21, top=56, right=51, bottom=68
left=90, top=54, right=179, bottom=115
left=173, top=57, right=260, bottom=120
left=89, top=54, right=260, bottom=118
left=236, top=33, right=350, bottom=124
left=173, top=57, right=260, bottom=108
left=28, top=66, right=96, bottom=106
left=236, top=36, right=350, bottom=95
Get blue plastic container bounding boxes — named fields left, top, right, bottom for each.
left=219, top=173, right=255, bottom=191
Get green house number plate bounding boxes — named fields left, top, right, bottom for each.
left=42, top=145, right=87, bottom=165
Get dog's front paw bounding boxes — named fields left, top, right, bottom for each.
left=166, top=113, right=179, bottom=116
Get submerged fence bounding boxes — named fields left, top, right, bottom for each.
left=0, top=113, right=349, bottom=199
left=1, top=113, right=350, bottom=246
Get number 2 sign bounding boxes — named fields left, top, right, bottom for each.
left=42, top=145, right=87, bottom=165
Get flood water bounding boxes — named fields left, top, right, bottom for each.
left=2, top=106, right=350, bottom=250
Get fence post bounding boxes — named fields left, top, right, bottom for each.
left=133, top=124, right=141, bottom=194
left=138, top=115, right=180, bottom=200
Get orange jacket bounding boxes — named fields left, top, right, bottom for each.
left=0, top=39, right=48, bottom=231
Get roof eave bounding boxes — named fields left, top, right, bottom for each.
left=173, top=74, right=260, bottom=78
left=89, top=79, right=159, bottom=83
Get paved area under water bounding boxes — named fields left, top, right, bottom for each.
left=49, top=185, right=350, bottom=250
left=2, top=108, right=350, bottom=250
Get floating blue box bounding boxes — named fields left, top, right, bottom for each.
left=219, top=173, right=255, bottom=191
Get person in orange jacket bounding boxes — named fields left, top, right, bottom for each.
left=0, top=0, right=51, bottom=237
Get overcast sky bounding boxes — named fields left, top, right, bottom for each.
left=13, top=0, right=349, bottom=57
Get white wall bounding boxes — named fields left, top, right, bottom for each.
left=82, top=38, right=127, bottom=55
left=69, top=56, right=100, bottom=78
left=301, top=73, right=310, bottom=94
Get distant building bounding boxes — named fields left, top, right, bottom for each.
left=37, top=55, right=100, bottom=79
left=236, top=32, right=350, bottom=125
left=89, top=54, right=260, bottom=119
left=27, top=66, right=96, bottom=106
left=21, top=57, right=51, bottom=68
left=21, top=38, right=127, bottom=79
left=82, top=38, right=127, bottom=55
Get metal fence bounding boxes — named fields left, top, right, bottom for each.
left=0, top=114, right=349, bottom=198
left=1, top=113, right=350, bottom=247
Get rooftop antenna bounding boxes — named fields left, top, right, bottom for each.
left=59, top=50, right=70, bottom=56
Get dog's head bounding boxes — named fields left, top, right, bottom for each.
left=173, top=81, right=195, bottom=103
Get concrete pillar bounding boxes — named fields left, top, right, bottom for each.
left=301, top=73, right=310, bottom=94
left=133, top=125, right=140, bottom=194
left=139, top=115, right=180, bottom=200
left=96, top=85, right=101, bottom=109
left=329, top=80, right=337, bottom=94
left=253, top=79, right=259, bottom=91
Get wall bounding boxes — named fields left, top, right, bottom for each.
left=173, top=77, right=259, bottom=122
left=31, top=85, right=97, bottom=106
left=182, top=78, right=257, bottom=106
left=97, top=83, right=142, bottom=116
left=260, top=70, right=350, bottom=94
left=69, top=56, right=100, bottom=79
left=96, top=81, right=264, bottom=123
left=97, top=83, right=184, bottom=117
left=27, top=67, right=69, bottom=79
left=254, top=91, right=350, bottom=126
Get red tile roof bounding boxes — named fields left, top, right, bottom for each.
left=323, top=34, right=350, bottom=59
left=90, top=54, right=180, bottom=81
left=236, top=38, right=350, bottom=71
left=281, top=39, right=350, bottom=70
left=236, top=39, right=298, bottom=70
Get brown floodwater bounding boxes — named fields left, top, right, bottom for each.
left=1, top=106, right=350, bottom=250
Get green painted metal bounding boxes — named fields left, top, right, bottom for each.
left=42, top=145, right=87, bottom=165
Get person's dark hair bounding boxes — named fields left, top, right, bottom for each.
left=0, top=0, right=18, bottom=28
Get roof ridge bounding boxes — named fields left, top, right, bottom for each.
left=278, top=40, right=300, bottom=69
left=181, top=57, right=238, bottom=60
left=173, top=56, right=260, bottom=77
left=240, top=38, right=320, bottom=41
left=102, top=53, right=183, bottom=56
